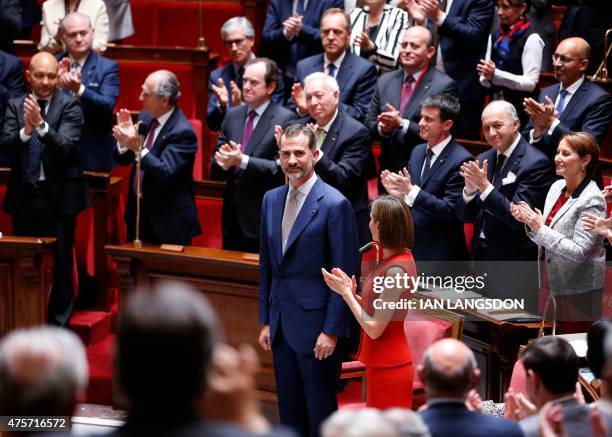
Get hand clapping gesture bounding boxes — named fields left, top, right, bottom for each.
left=23, top=94, right=44, bottom=135
left=510, top=201, right=544, bottom=232
left=112, top=109, right=140, bottom=152
left=321, top=267, right=360, bottom=303
left=381, top=168, right=413, bottom=198
left=582, top=212, right=612, bottom=243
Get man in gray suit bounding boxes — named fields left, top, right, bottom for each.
left=210, top=57, right=297, bottom=253
left=365, top=26, right=457, bottom=180
left=518, top=336, right=612, bottom=437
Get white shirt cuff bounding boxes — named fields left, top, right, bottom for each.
left=400, top=119, right=410, bottom=135
left=480, top=184, right=494, bottom=201
left=436, top=12, right=447, bottom=26
left=404, top=185, right=420, bottom=207
left=77, top=84, right=85, bottom=97
left=35, top=122, right=48, bottom=137
left=548, top=118, right=560, bottom=135
left=315, top=149, right=324, bottom=162
left=529, top=129, right=541, bottom=143
left=117, top=142, right=129, bottom=154
left=240, top=154, right=250, bottom=169
left=20, top=127, right=31, bottom=142
left=140, top=148, right=149, bottom=159
left=463, top=188, right=478, bottom=203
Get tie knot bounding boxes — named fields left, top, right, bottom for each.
left=289, top=188, right=300, bottom=201
left=426, top=148, right=434, bottom=158
left=497, top=154, right=506, bottom=166
left=149, top=119, right=160, bottom=131
left=37, top=99, right=46, bottom=109
left=559, top=89, right=569, bottom=98
left=404, top=74, right=414, bottom=85
left=248, top=110, right=257, bottom=120
left=327, top=64, right=336, bottom=76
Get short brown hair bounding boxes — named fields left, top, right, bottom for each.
left=560, top=131, right=600, bottom=179
left=320, top=8, right=351, bottom=31
left=371, top=196, right=414, bottom=250
left=245, top=57, right=279, bottom=88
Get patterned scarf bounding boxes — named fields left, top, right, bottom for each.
left=492, top=16, right=531, bottom=70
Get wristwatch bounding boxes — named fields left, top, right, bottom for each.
left=38, top=121, right=46, bottom=130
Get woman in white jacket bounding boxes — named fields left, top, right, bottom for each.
left=511, top=131, right=606, bottom=320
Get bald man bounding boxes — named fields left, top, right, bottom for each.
left=524, top=37, right=612, bottom=161
left=0, top=51, right=86, bottom=326
left=418, top=339, right=523, bottom=437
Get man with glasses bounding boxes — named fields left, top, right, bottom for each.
left=523, top=37, right=612, bottom=161
left=206, top=16, right=284, bottom=132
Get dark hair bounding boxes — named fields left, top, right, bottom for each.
left=497, top=0, right=530, bottom=9
left=245, top=57, right=279, bottom=90
left=560, top=131, right=600, bottom=180
left=117, top=282, right=219, bottom=416
left=281, top=124, right=317, bottom=152
left=421, top=94, right=461, bottom=123
left=321, top=8, right=351, bottom=30
left=587, top=318, right=612, bottom=379
left=371, top=195, right=414, bottom=250
left=522, top=337, right=579, bottom=394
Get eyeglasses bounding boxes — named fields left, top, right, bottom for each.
left=224, top=38, right=247, bottom=47
left=552, top=53, right=584, bottom=64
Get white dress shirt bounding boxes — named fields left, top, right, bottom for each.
left=282, top=172, right=318, bottom=251
left=116, top=107, right=174, bottom=158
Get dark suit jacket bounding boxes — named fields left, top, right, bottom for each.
left=299, top=111, right=374, bottom=244
left=437, top=0, right=494, bottom=101
left=365, top=67, right=458, bottom=173
left=420, top=402, right=524, bottom=437
left=58, top=51, right=120, bottom=171
left=408, top=139, right=473, bottom=261
left=1, top=92, right=88, bottom=216
left=525, top=80, right=612, bottom=161
left=210, top=101, right=297, bottom=240
left=114, top=107, right=201, bottom=244
left=456, top=136, right=555, bottom=261
left=292, top=51, right=377, bottom=121
left=259, top=178, right=359, bottom=354
left=206, top=61, right=285, bottom=132
left=261, top=0, right=344, bottom=74
left=0, top=50, right=25, bottom=165
left=0, top=0, right=21, bottom=53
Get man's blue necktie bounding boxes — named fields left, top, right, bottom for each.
left=327, top=63, right=336, bottom=78
left=555, top=89, right=569, bottom=115
left=23, top=99, right=46, bottom=184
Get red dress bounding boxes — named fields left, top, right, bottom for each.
left=357, top=251, right=415, bottom=409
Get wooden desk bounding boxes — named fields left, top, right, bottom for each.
left=0, top=236, right=56, bottom=336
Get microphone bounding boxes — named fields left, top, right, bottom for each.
left=137, top=122, right=149, bottom=137
left=133, top=122, right=149, bottom=249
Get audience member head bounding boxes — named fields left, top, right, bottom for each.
left=496, top=0, right=528, bottom=26
left=521, top=336, right=579, bottom=408
left=481, top=100, right=520, bottom=153
left=60, top=12, right=94, bottom=59
left=0, top=326, right=88, bottom=419
left=304, top=72, right=340, bottom=126
left=553, top=38, right=591, bottom=88
left=279, top=123, right=318, bottom=187
left=220, top=17, right=255, bottom=66
left=383, top=408, right=431, bottom=437
left=242, top=58, right=278, bottom=107
left=27, top=52, right=59, bottom=99
left=321, top=408, right=399, bottom=437
left=419, top=94, right=460, bottom=145
left=399, top=26, right=435, bottom=74
left=140, top=69, right=181, bottom=117
left=116, top=281, right=220, bottom=418
left=419, top=338, right=479, bottom=400
left=320, top=8, right=351, bottom=62
left=587, top=318, right=612, bottom=379
left=370, top=195, right=414, bottom=251
left=555, top=131, right=599, bottom=182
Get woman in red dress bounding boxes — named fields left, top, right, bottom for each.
left=322, top=195, right=416, bottom=409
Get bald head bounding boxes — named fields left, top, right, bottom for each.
left=28, top=52, right=59, bottom=98
left=399, top=26, right=435, bottom=73
left=481, top=100, right=520, bottom=153
left=420, top=339, right=478, bottom=399
left=553, top=37, right=590, bottom=87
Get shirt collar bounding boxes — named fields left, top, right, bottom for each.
left=32, top=92, right=53, bottom=103
left=154, top=107, right=175, bottom=130
left=404, top=66, right=425, bottom=82
left=69, top=52, right=90, bottom=68
left=324, top=51, right=347, bottom=71
left=249, top=100, right=271, bottom=117
left=319, top=108, right=339, bottom=133
left=561, top=75, right=585, bottom=95
left=427, top=397, right=466, bottom=406
left=499, top=133, right=521, bottom=159
left=428, top=135, right=452, bottom=157
left=291, top=172, right=318, bottom=198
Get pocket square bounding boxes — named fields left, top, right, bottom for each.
left=502, top=171, right=516, bottom=185
left=88, top=82, right=100, bottom=87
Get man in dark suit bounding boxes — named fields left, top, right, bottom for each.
left=113, top=70, right=201, bottom=245
left=419, top=0, right=494, bottom=140
left=1, top=52, right=87, bottom=326
left=524, top=37, right=612, bottom=161
left=0, top=0, right=21, bottom=53
left=210, top=58, right=296, bottom=253
left=0, top=49, right=26, bottom=166
left=259, top=124, right=359, bottom=437
left=365, top=26, right=457, bottom=178
left=206, top=16, right=284, bottom=132
left=419, top=339, right=523, bottom=437
left=261, top=0, right=343, bottom=97
left=57, top=12, right=119, bottom=171
left=381, top=94, right=472, bottom=268
left=290, top=8, right=376, bottom=122
left=457, top=100, right=554, bottom=309
left=298, top=72, right=373, bottom=246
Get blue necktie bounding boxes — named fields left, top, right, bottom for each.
left=555, top=89, right=569, bottom=115
left=327, top=64, right=336, bottom=78
left=421, top=148, right=434, bottom=179
left=23, top=99, right=46, bottom=184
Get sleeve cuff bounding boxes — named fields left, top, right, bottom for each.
left=405, top=185, right=420, bottom=207
left=140, top=148, right=149, bottom=159
left=479, top=184, right=494, bottom=201
left=400, top=119, right=410, bottom=135
left=35, top=122, right=48, bottom=137
left=20, top=127, right=31, bottom=142
left=436, top=12, right=447, bottom=26
left=548, top=119, right=560, bottom=135
left=240, top=154, right=250, bottom=169
left=116, top=142, right=129, bottom=154
left=463, top=188, right=478, bottom=203
left=77, top=84, right=86, bottom=97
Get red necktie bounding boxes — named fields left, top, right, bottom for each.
left=399, top=75, right=415, bottom=115
left=133, top=119, right=159, bottom=194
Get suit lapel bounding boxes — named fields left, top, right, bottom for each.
left=559, top=81, right=586, bottom=123
left=284, top=179, right=321, bottom=256
left=150, top=108, right=178, bottom=153
left=80, top=52, right=96, bottom=85
left=494, top=138, right=525, bottom=189
left=273, top=185, right=289, bottom=261
left=389, top=70, right=403, bottom=112
left=403, top=68, right=432, bottom=118
left=45, top=92, right=62, bottom=126
left=334, top=53, right=351, bottom=88
left=411, top=145, right=427, bottom=186
left=483, top=149, right=496, bottom=183
left=320, top=113, right=342, bottom=158
left=421, top=141, right=452, bottom=187
left=245, top=103, right=273, bottom=154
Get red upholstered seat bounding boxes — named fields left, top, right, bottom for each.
left=0, top=185, right=12, bottom=235
left=192, top=196, right=222, bottom=249
left=189, top=119, right=204, bottom=180
left=508, top=358, right=528, bottom=397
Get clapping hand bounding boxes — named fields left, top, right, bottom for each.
left=215, top=141, right=243, bottom=169
left=405, top=0, right=426, bottom=24
left=283, top=12, right=303, bottom=38
left=353, top=31, right=374, bottom=51
left=510, top=201, right=543, bottom=232
left=477, top=59, right=496, bottom=81
left=23, top=94, right=43, bottom=135
left=523, top=96, right=556, bottom=139
left=381, top=168, right=413, bottom=198
left=211, top=78, right=229, bottom=109
left=112, top=108, right=140, bottom=151
left=291, top=82, right=308, bottom=114
left=419, top=0, right=444, bottom=22
left=460, top=160, right=489, bottom=194
left=378, top=103, right=403, bottom=133
left=321, top=267, right=359, bottom=302
left=582, top=212, right=612, bottom=242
